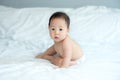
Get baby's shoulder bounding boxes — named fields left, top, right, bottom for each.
left=66, top=37, right=80, bottom=47
left=62, top=37, right=73, bottom=47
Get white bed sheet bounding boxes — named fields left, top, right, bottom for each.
left=0, top=59, right=119, bottom=80
left=0, top=5, right=120, bottom=80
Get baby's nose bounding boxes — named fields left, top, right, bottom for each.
left=55, top=30, right=59, bottom=34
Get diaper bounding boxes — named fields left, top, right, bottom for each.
left=76, top=55, right=86, bottom=64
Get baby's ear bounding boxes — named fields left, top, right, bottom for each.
left=67, top=28, right=70, bottom=32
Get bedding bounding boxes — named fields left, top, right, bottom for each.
left=0, top=5, right=120, bottom=80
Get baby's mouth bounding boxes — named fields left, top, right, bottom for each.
left=54, top=36, right=59, bottom=39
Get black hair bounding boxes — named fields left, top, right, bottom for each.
left=48, top=12, right=70, bottom=28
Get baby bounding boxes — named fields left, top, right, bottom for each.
left=36, top=12, right=83, bottom=68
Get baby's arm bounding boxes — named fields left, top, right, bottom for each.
left=60, top=41, right=72, bottom=68
left=36, top=45, right=56, bottom=61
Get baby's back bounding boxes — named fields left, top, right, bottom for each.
left=71, top=39, right=83, bottom=60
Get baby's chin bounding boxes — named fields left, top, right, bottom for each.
left=53, top=38, right=60, bottom=42
left=54, top=39, right=65, bottom=43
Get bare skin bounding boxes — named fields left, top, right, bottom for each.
left=36, top=18, right=83, bottom=68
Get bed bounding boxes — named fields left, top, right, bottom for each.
left=0, top=5, right=120, bottom=80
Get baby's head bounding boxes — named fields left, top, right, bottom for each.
left=49, top=12, right=70, bottom=28
left=48, top=12, right=70, bottom=42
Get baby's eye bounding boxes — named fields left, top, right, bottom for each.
left=51, top=28, right=55, bottom=30
left=59, top=28, right=63, bottom=31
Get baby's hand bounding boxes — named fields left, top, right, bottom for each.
left=35, top=53, right=44, bottom=58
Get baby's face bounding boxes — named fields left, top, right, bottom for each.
left=49, top=18, right=69, bottom=42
